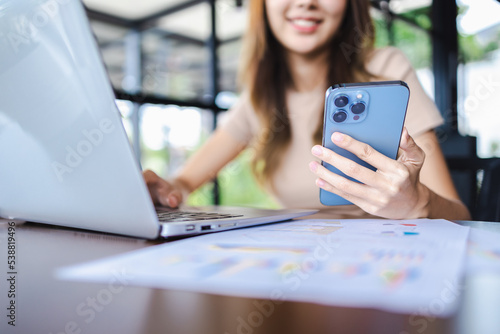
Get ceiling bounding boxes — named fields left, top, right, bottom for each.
left=83, top=0, right=192, bottom=20
left=83, top=0, right=248, bottom=41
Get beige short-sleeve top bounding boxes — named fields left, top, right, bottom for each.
left=218, top=47, right=444, bottom=218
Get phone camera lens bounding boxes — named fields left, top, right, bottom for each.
left=334, top=95, right=349, bottom=108
left=351, top=102, right=365, bottom=114
left=333, top=111, right=347, bottom=123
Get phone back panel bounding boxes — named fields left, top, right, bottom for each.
left=320, top=81, right=409, bottom=206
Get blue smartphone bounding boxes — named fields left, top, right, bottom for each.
left=320, top=80, right=410, bottom=206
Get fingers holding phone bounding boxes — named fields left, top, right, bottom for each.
left=310, top=128, right=430, bottom=219
left=317, top=81, right=410, bottom=206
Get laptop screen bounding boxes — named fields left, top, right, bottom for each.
left=0, top=0, right=161, bottom=238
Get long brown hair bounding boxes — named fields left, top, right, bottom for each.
left=238, top=0, right=375, bottom=187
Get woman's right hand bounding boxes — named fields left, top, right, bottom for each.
left=142, top=170, right=186, bottom=208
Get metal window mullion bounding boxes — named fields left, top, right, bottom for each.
left=431, top=0, right=458, bottom=133
left=208, top=0, right=221, bottom=205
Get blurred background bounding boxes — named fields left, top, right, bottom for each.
left=82, top=0, right=500, bottom=215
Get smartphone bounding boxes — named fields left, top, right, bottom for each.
left=320, top=80, right=410, bottom=206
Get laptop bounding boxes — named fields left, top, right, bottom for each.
left=0, top=0, right=315, bottom=239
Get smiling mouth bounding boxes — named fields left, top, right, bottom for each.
left=289, top=18, right=322, bottom=31
left=292, top=19, right=318, bottom=27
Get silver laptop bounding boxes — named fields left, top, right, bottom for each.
left=0, top=0, right=315, bottom=239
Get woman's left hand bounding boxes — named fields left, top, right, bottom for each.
left=309, top=127, right=430, bottom=219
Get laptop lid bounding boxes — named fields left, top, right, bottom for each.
left=0, top=0, right=161, bottom=239
left=0, top=0, right=316, bottom=240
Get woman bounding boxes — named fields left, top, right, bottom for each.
left=144, top=0, right=471, bottom=220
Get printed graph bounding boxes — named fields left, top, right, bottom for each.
left=209, top=244, right=309, bottom=254
left=257, top=223, right=343, bottom=235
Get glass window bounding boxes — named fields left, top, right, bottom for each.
left=218, top=150, right=280, bottom=209
left=392, top=19, right=434, bottom=100
left=372, top=7, right=434, bottom=99
left=372, top=9, right=391, bottom=48
left=139, top=2, right=213, bottom=100
left=139, top=104, right=213, bottom=177
left=142, top=31, right=211, bottom=100
left=457, top=0, right=500, bottom=158
left=214, top=112, right=279, bottom=209
left=218, top=39, right=242, bottom=93
left=89, top=20, right=127, bottom=91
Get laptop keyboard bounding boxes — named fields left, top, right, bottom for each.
left=156, top=210, right=243, bottom=223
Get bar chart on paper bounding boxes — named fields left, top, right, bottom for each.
left=57, top=219, right=469, bottom=315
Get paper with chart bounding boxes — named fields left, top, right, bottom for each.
left=57, top=219, right=469, bottom=315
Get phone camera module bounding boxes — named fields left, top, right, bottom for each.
left=334, top=95, right=349, bottom=108
left=351, top=102, right=366, bottom=114
left=333, top=110, right=347, bottom=123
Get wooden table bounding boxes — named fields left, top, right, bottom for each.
left=1, top=219, right=499, bottom=334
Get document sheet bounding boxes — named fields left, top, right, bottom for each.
left=57, top=219, right=469, bottom=315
